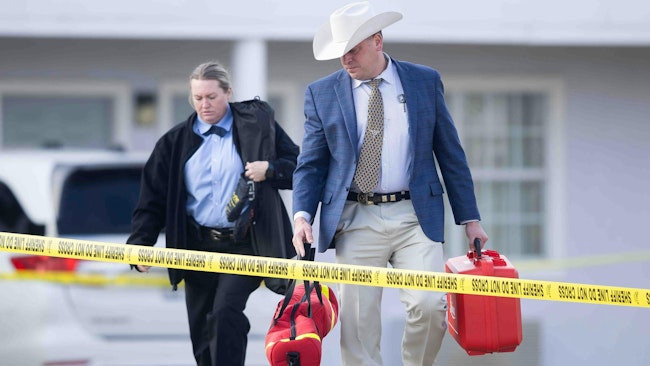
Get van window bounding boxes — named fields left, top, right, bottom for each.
left=57, top=167, right=142, bottom=235
left=0, top=180, right=45, bottom=235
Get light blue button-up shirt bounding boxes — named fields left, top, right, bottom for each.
left=185, top=106, right=243, bottom=228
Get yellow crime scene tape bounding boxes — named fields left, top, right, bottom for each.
left=1, top=232, right=649, bottom=309
left=0, top=270, right=171, bottom=287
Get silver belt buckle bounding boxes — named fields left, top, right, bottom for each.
left=209, top=229, right=221, bottom=241
left=357, top=192, right=374, bottom=205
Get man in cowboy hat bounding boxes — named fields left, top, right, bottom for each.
left=292, top=1, right=488, bottom=365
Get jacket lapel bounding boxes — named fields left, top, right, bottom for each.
left=393, top=59, right=418, bottom=160
left=334, top=71, right=360, bottom=159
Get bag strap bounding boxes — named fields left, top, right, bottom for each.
left=273, top=245, right=317, bottom=324
left=289, top=274, right=322, bottom=340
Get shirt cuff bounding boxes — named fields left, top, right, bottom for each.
left=293, top=211, right=312, bottom=223
left=461, top=219, right=479, bottom=225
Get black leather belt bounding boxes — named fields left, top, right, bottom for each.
left=347, top=191, right=410, bottom=205
left=199, top=226, right=234, bottom=242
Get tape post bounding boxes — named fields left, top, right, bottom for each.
left=0, top=232, right=648, bottom=308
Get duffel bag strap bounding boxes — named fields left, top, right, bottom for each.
left=273, top=244, right=317, bottom=324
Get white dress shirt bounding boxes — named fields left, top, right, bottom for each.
left=351, top=55, right=411, bottom=194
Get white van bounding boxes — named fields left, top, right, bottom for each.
left=0, top=150, right=194, bottom=366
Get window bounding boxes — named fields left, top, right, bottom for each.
left=159, top=82, right=193, bottom=132
left=0, top=81, right=131, bottom=150
left=172, top=95, right=194, bottom=125
left=444, top=77, right=564, bottom=259
left=0, top=180, right=45, bottom=235
left=57, top=167, right=143, bottom=235
left=3, top=95, right=113, bottom=149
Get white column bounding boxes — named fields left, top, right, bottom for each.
left=231, top=39, right=267, bottom=101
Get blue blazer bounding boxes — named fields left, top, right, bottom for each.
left=293, top=58, right=480, bottom=253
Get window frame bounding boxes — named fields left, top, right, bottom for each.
left=158, top=81, right=190, bottom=133
left=442, top=75, right=566, bottom=261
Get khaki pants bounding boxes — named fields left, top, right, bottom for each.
left=335, top=200, right=447, bottom=366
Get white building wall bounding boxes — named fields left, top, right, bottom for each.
left=2, top=0, right=650, bottom=45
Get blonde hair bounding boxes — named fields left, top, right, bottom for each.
left=188, top=61, right=232, bottom=105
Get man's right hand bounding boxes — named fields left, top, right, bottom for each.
left=292, top=217, right=314, bottom=258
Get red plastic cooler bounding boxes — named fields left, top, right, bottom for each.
left=445, top=240, right=523, bottom=355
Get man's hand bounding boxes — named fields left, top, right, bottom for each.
left=292, top=217, right=314, bottom=258
left=465, top=221, right=488, bottom=251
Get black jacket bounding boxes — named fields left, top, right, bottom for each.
left=127, top=99, right=298, bottom=291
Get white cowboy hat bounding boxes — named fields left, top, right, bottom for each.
left=313, top=1, right=403, bottom=61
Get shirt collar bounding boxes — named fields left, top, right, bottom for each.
left=195, top=104, right=233, bottom=135
left=352, top=53, right=396, bottom=89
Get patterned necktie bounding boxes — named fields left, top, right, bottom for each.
left=354, top=78, right=384, bottom=193
left=203, top=125, right=227, bottom=137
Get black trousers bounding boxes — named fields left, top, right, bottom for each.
left=184, top=233, right=261, bottom=366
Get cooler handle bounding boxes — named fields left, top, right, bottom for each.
left=473, top=238, right=482, bottom=259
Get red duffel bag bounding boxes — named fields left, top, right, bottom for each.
left=265, top=247, right=339, bottom=366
